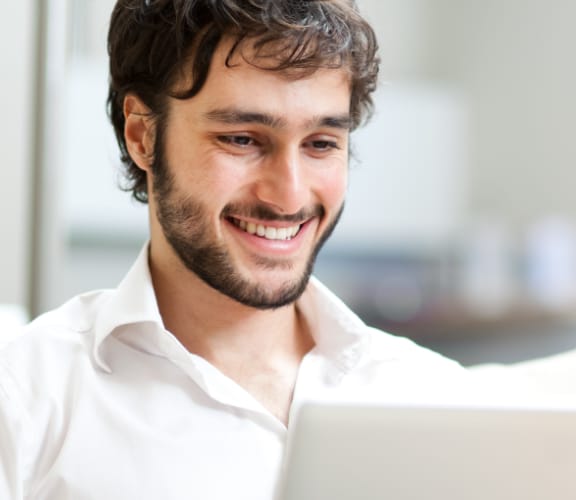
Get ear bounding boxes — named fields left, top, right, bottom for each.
left=124, top=94, right=156, bottom=172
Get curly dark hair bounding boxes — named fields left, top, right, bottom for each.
left=107, top=0, right=380, bottom=203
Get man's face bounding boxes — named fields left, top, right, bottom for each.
left=148, top=38, right=351, bottom=309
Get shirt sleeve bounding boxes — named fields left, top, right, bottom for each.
left=0, top=362, right=24, bottom=500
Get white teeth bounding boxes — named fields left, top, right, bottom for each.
left=233, top=219, right=301, bottom=240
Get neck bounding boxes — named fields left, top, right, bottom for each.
left=148, top=243, right=314, bottom=423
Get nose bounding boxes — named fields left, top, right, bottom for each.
left=254, top=147, right=310, bottom=215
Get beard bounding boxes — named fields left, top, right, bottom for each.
left=151, top=139, right=344, bottom=310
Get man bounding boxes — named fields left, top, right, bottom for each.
left=0, top=1, right=465, bottom=499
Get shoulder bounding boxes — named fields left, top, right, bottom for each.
left=362, top=326, right=463, bottom=369
left=27, top=289, right=114, bottom=335
left=335, top=326, right=469, bottom=403
left=0, top=290, right=115, bottom=492
left=2, top=289, right=113, bottom=352
left=0, top=290, right=114, bottom=398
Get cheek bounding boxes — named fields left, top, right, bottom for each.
left=318, top=167, right=348, bottom=207
left=168, top=147, right=243, bottom=197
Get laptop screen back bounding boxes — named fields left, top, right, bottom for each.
left=277, top=403, right=576, bottom=500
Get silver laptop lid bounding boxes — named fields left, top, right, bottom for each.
left=278, top=403, right=576, bottom=500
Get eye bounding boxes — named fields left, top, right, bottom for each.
left=217, top=135, right=256, bottom=147
left=303, top=137, right=343, bottom=155
left=309, top=140, right=339, bottom=151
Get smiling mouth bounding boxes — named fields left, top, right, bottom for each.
left=229, top=218, right=302, bottom=241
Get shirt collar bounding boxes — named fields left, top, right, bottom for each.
left=298, top=276, right=371, bottom=374
left=92, top=244, right=371, bottom=374
left=92, top=243, right=163, bottom=371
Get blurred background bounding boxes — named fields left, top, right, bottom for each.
left=3, top=0, right=576, bottom=365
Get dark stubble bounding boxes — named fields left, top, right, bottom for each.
left=151, top=133, right=344, bottom=310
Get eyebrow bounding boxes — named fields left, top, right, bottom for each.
left=203, top=108, right=352, bottom=131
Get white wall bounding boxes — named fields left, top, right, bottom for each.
left=465, top=0, right=576, bottom=224
left=0, top=0, right=37, bottom=315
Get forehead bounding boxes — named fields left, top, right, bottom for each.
left=170, top=36, right=352, bottom=124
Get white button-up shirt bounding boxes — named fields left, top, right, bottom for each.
left=0, top=246, right=465, bottom=500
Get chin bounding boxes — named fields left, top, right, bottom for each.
left=223, top=268, right=312, bottom=310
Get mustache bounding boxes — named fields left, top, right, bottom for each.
left=222, top=203, right=325, bottom=223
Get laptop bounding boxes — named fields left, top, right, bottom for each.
left=277, top=402, right=576, bottom=500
